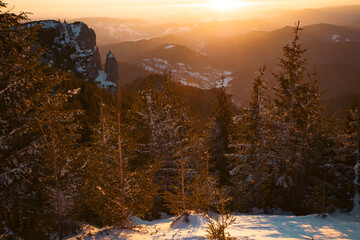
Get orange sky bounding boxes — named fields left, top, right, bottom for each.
left=5, top=0, right=360, bottom=21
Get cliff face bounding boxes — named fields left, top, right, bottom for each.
left=104, top=51, right=119, bottom=85
left=28, top=20, right=102, bottom=81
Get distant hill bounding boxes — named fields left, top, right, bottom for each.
left=269, top=5, right=360, bottom=27
left=101, top=42, right=234, bottom=89
left=99, top=22, right=360, bottom=107
left=201, top=23, right=360, bottom=104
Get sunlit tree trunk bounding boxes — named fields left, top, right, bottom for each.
left=48, top=113, right=63, bottom=240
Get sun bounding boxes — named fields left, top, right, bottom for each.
left=210, top=0, right=241, bottom=11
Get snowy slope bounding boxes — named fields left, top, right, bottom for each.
left=66, top=212, right=360, bottom=240
left=140, top=44, right=234, bottom=89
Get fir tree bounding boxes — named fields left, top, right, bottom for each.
left=83, top=91, right=131, bottom=227
left=0, top=2, right=64, bottom=237
left=338, top=106, right=360, bottom=216
left=272, top=22, right=329, bottom=213
left=208, top=80, right=234, bottom=187
left=34, top=79, right=83, bottom=239
left=230, top=66, right=274, bottom=211
left=124, top=83, right=161, bottom=219
left=159, top=75, right=195, bottom=216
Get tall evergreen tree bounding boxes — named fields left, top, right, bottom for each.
left=208, top=80, right=234, bottom=187
left=272, top=22, right=328, bottom=213
left=34, top=81, right=83, bottom=239
left=125, top=83, right=161, bottom=219
left=230, top=66, right=275, bottom=211
left=338, top=106, right=360, bottom=216
left=0, top=2, right=68, bottom=237
left=158, top=74, right=196, bottom=216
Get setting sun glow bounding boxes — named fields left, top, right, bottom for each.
left=210, top=0, right=241, bottom=11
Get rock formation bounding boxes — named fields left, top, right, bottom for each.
left=104, top=51, right=119, bottom=85
left=27, top=20, right=102, bottom=81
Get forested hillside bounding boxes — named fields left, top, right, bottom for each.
left=1, top=2, right=359, bottom=239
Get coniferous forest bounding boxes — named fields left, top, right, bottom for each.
left=1, top=1, right=360, bottom=239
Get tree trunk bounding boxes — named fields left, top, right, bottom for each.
left=205, top=152, right=210, bottom=212
left=180, top=149, right=186, bottom=213
left=117, top=112, right=125, bottom=223
left=49, top=114, right=63, bottom=240
left=321, top=174, right=327, bottom=217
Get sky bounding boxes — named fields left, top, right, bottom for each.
left=5, top=0, right=360, bottom=21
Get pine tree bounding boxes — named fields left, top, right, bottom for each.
left=159, top=75, right=195, bottom=216
left=189, top=136, right=217, bottom=213
left=79, top=98, right=124, bottom=226
left=350, top=108, right=360, bottom=216
left=0, top=2, right=62, bottom=237
left=230, top=66, right=274, bottom=211
left=82, top=91, right=132, bottom=227
left=338, top=107, right=360, bottom=216
left=271, top=22, right=329, bottom=213
left=34, top=79, right=83, bottom=239
left=205, top=188, right=235, bottom=240
left=124, top=83, right=161, bottom=219
left=208, top=80, right=234, bottom=187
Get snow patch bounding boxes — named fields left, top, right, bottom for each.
left=179, top=80, right=201, bottom=88
left=141, top=58, right=234, bottom=90
left=170, top=212, right=209, bottom=229
left=107, top=51, right=114, bottom=58
left=66, top=212, right=360, bottom=240
left=331, top=34, right=340, bottom=43
left=70, top=23, right=82, bottom=38
left=216, top=76, right=234, bottom=88
left=95, top=70, right=116, bottom=88
left=165, top=45, right=176, bottom=50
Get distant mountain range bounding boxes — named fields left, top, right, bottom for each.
left=98, top=20, right=360, bottom=107
left=74, top=5, right=360, bottom=45
left=31, top=5, right=358, bottom=110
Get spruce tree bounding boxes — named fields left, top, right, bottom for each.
left=158, top=74, right=195, bottom=216
left=338, top=107, right=360, bottom=216
left=82, top=91, right=132, bottom=227
left=34, top=79, right=83, bottom=239
left=272, top=22, right=328, bottom=213
left=0, top=2, right=63, bottom=237
left=125, top=83, right=161, bottom=219
left=208, top=80, right=234, bottom=187
left=231, top=66, right=274, bottom=211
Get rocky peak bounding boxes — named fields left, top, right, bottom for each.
left=27, top=20, right=102, bottom=81
left=105, top=51, right=119, bottom=85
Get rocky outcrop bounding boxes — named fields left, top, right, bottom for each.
left=27, top=20, right=102, bottom=81
left=104, top=51, right=119, bottom=85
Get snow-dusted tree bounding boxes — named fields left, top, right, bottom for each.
left=125, top=83, right=162, bottom=219
left=271, top=22, right=329, bottom=213
left=339, top=107, right=360, bottom=216
left=160, top=80, right=195, bottom=216
left=208, top=81, right=235, bottom=187
left=205, top=188, right=235, bottom=240
left=189, top=136, right=217, bottom=213
left=80, top=97, right=125, bottom=226
left=350, top=108, right=360, bottom=216
left=230, top=66, right=274, bottom=211
left=34, top=75, right=83, bottom=239
left=0, top=2, right=65, bottom=237
left=82, top=90, right=133, bottom=227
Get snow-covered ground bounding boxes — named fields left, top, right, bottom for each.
left=67, top=212, right=360, bottom=240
